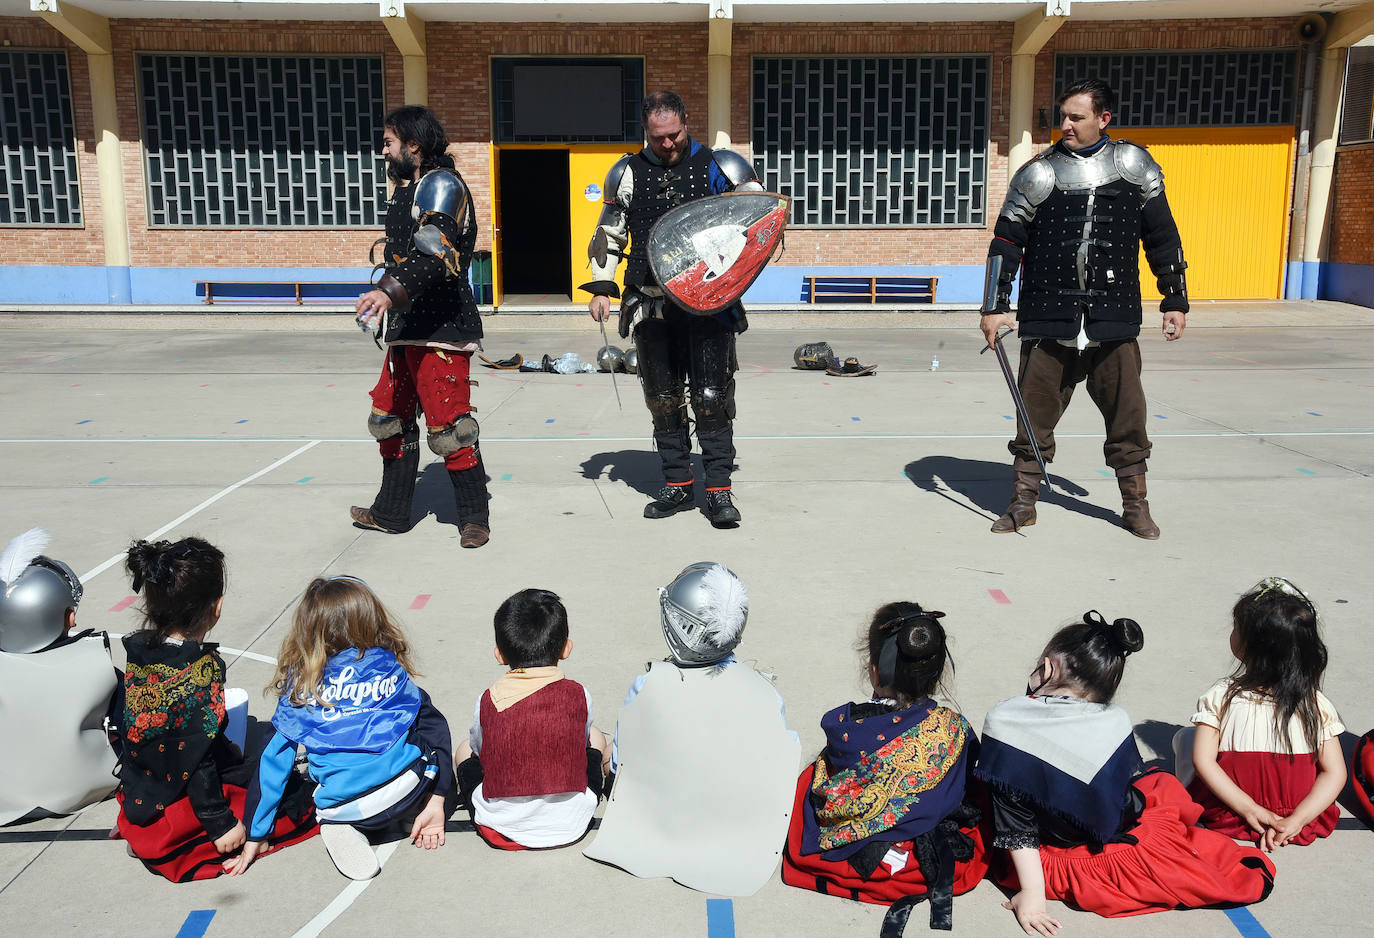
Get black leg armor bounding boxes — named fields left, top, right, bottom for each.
left=369, top=419, right=419, bottom=531
left=688, top=315, right=738, bottom=489
left=448, top=448, right=491, bottom=528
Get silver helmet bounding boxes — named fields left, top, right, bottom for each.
left=596, top=345, right=625, bottom=373
left=623, top=347, right=639, bottom=375
left=658, top=562, right=749, bottom=665
left=0, top=528, right=83, bottom=653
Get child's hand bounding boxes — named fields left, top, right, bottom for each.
left=409, top=793, right=447, bottom=850
left=213, top=821, right=246, bottom=854
left=1003, top=891, right=1062, bottom=936
left=223, top=840, right=263, bottom=875
left=1240, top=804, right=1281, bottom=842
left=1265, top=815, right=1302, bottom=850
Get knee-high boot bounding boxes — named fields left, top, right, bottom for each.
left=449, top=449, right=491, bottom=547
left=354, top=423, right=419, bottom=533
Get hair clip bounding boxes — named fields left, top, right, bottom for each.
left=1251, top=576, right=1317, bottom=618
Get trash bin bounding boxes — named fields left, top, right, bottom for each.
left=470, top=250, right=493, bottom=305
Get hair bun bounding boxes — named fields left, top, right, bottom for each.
left=1110, top=617, right=1144, bottom=655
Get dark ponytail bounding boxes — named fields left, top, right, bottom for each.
left=1043, top=610, right=1143, bottom=703
left=863, top=601, right=953, bottom=708
left=126, top=537, right=225, bottom=642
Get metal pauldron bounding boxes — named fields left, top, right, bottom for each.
left=712, top=148, right=759, bottom=187
left=412, top=170, right=468, bottom=223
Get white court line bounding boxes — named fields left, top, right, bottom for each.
left=290, top=841, right=400, bottom=938
left=76, top=441, right=320, bottom=583
left=3, top=430, right=1374, bottom=447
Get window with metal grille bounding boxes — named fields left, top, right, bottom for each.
left=0, top=50, right=81, bottom=226
left=1053, top=52, right=1297, bottom=127
left=491, top=58, right=644, bottom=143
left=139, top=54, right=385, bottom=227
left=1339, top=46, right=1374, bottom=145
left=751, top=56, right=989, bottom=227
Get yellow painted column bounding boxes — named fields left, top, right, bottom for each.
left=35, top=0, right=131, bottom=302
left=381, top=4, right=427, bottom=106
left=1007, top=10, right=1067, bottom=179
left=708, top=13, right=732, bottom=150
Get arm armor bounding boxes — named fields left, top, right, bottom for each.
left=999, top=156, right=1055, bottom=226
left=712, top=148, right=762, bottom=190
left=412, top=170, right=470, bottom=225
left=580, top=155, right=633, bottom=297
left=1113, top=140, right=1166, bottom=205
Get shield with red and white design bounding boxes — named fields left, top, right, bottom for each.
left=647, top=192, right=790, bottom=315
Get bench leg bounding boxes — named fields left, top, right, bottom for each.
left=205, top=284, right=213, bottom=305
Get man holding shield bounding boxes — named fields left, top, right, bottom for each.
left=582, top=91, right=764, bottom=528
left=979, top=79, right=1189, bottom=539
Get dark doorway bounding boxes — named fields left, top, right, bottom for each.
left=497, top=149, right=571, bottom=300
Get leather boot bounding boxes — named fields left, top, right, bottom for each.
left=449, top=451, right=491, bottom=547
left=1118, top=473, right=1160, bottom=539
left=990, top=464, right=1041, bottom=533
left=353, top=423, right=419, bottom=533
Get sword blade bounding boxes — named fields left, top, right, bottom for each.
left=990, top=333, right=1052, bottom=494
left=598, top=316, right=622, bottom=411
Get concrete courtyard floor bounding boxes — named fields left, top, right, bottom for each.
left=0, top=301, right=1371, bottom=938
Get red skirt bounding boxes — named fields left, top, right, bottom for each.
left=781, top=765, right=990, bottom=906
left=1353, top=731, right=1374, bottom=825
left=994, top=772, right=1275, bottom=918
left=116, top=784, right=318, bottom=883
left=1186, top=749, right=1338, bottom=845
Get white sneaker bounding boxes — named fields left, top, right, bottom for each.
left=320, top=823, right=380, bottom=880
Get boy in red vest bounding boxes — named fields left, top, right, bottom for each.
left=455, top=589, right=611, bottom=849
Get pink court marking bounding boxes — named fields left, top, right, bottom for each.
left=110, top=596, right=138, bottom=612
left=988, top=589, right=1011, bottom=605
left=409, top=594, right=430, bottom=610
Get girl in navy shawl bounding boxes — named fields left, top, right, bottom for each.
left=783, top=602, right=986, bottom=933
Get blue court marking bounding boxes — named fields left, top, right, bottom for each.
left=1307, top=411, right=1323, bottom=416
left=500, top=473, right=513, bottom=481
left=89, top=476, right=108, bottom=484
left=1003, top=414, right=1014, bottom=420
left=174, top=910, right=216, bottom=938
left=545, top=418, right=555, bottom=424
left=76, top=419, right=92, bottom=425
left=1153, top=413, right=1168, bottom=419
left=1097, top=469, right=1112, bottom=477
left=295, top=476, right=312, bottom=483
left=1223, top=907, right=1272, bottom=938
left=851, top=416, right=861, bottom=422
left=706, top=898, right=735, bottom=938
left=1296, top=467, right=1316, bottom=475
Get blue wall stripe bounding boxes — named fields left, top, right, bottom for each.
left=174, top=910, right=216, bottom=938
left=706, top=898, right=735, bottom=938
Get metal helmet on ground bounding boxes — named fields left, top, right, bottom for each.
left=623, top=347, right=639, bottom=375
left=0, top=528, right=83, bottom=654
left=793, top=342, right=837, bottom=370
left=597, top=345, right=625, bottom=373
left=658, top=562, right=749, bottom=665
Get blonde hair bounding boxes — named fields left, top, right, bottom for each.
left=272, top=577, right=419, bottom=707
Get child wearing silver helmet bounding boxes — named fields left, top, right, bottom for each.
left=0, top=527, right=120, bottom=825
left=585, top=562, right=800, bottom=896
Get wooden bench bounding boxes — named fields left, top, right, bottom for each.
left=196, top=280, right=370, bottom=305
left=804, top=275, right=939, bottom=305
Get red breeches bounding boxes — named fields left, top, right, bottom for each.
left=369, top=345, right=478, bottom=470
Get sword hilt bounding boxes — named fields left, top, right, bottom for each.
left=979, top=326, right=1014, bottom=355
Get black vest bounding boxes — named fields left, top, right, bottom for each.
left=383, top=169, right=482, bottom=345
left=624, top=145, right=717, bottom=288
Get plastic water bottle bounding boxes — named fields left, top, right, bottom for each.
left=929, top=355, right=940, bottom=371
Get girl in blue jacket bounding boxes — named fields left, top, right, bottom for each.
left=227, top=576, right=455, bottom=880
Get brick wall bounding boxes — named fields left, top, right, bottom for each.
left=1331, top=146, right=1374, bottom=267
left=0, top=13, right=1318, bottom=276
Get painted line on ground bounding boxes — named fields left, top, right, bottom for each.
left=290, top=840, right=399, bottom=938
left=410, top=594, right=430, bottom=610
left=76, top=441, right=320, bottom=584
left=706, top=898, right=735, bottom=938
left=1223, top=907, right=1272, bottom=938
left=173, top=910, right=216, bottom=938
left=109, top=596, right=137, bottom=612
left=989, top=589, right=1011, bottom=605
left=5, top=429, right=1374, bottom=445
left=89, top=476, right=108, bottom=484
left=1296, top=468, right=1316, bottom=475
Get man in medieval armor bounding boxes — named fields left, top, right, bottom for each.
left=581, top=91, right=762, bottom=529
left=352, top=106, right=491, bottom=548
left=979, top=79, right=1189, bottom=539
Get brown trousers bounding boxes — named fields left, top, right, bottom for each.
left=1008, top=338, right=1151, bottom=476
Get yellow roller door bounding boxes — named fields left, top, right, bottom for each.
left=1127, top=127, right=1294, bottom=300
left=570, top=146, right=631, bottom=302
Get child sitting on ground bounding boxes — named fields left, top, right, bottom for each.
left=979, top=612, right=1275, bottom=935
left=1177, top=577, right=1346, bottom=850
left=585, top=562, right=800, bottom=897
left=455, top=588, right=612, bottom=849
left=230, top=575, right=454, bottom=881
left=782, top=602, right=987, bottom=931
left=0, top=528, right=120, bottom=825
left=116, top=538, right=316, bottom=882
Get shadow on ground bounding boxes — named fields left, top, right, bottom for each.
left=902, top=455, right=1120, bottom=528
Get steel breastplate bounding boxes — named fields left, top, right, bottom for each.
left=625, top=146, right=716, bottom=288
